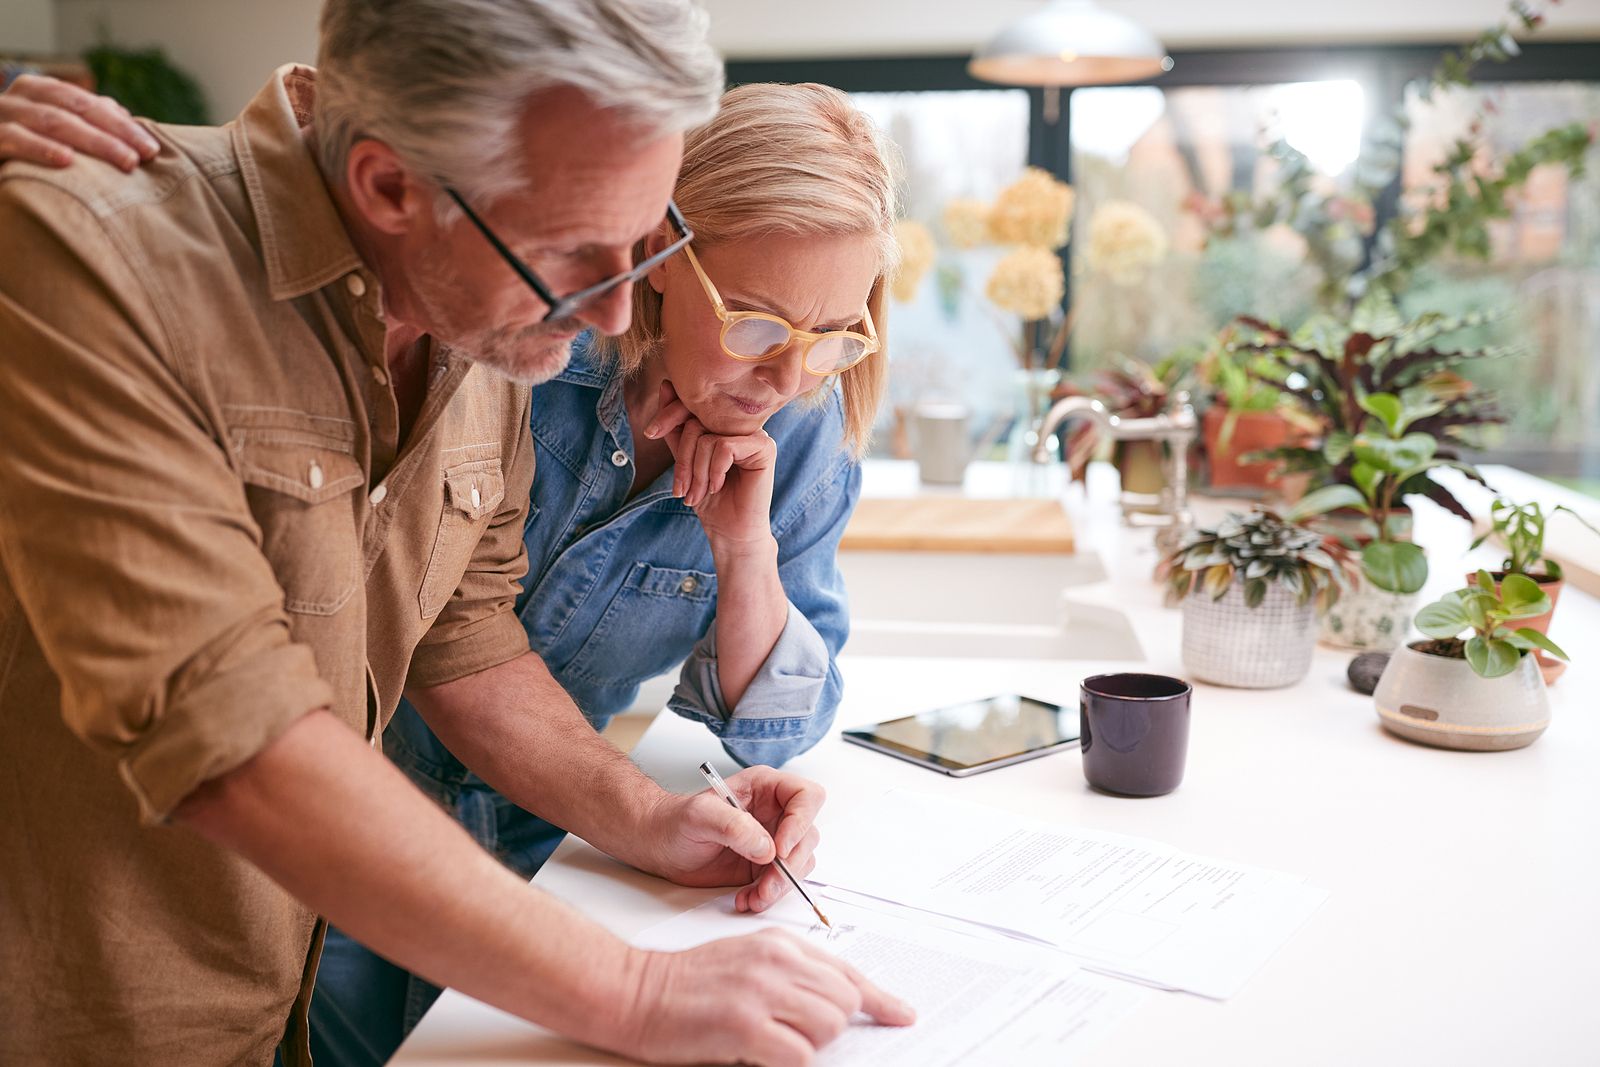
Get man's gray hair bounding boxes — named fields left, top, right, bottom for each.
left=314, top=0, right=723, bottom=203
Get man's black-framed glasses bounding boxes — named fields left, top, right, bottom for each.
left=445, top=187, right=694, bottom=323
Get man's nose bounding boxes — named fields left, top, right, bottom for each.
left=577, top=278, right=635, bottom=337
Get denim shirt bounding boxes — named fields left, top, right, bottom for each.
left=384, top=335, right=856, bottom=866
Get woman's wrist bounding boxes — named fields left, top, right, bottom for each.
left=707, top=530, right=779, bottom=567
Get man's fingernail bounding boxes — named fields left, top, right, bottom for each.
left=141, top=136, right=160, bottom=156
left=120, top=151, right=140, bottom=169
left=50, top=149, right=73, bottom=166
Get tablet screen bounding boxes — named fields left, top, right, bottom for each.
left=844, top=694, right=1078, bottom=770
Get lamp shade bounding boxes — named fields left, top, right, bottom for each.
left=969, top=0, right=1172, bottom=87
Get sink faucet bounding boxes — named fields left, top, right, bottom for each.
left=1032, top=392, right=1197, bottom=545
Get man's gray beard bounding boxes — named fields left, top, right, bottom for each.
left=457, top=324, right=576, bottom=386
left=412, top=264, right=576, bottom=385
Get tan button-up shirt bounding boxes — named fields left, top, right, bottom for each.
left=0, top=66, right=534, bottom=1066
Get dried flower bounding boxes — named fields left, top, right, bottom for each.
left=890, top=219, right=936, bottom=302
left=985, top=246, right=1064, bottom=320
left=988, top=167, right=1075, bottom=250
left=1085, top=200, right=1168, bottom=285
left=941, top=198, right=991, bottom=249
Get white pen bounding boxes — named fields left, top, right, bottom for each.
left=697, top=761, right=833, bottom=931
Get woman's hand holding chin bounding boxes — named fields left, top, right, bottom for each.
left=643, top=380, right=777, bottom=554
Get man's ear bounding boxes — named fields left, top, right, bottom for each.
left=344, top=139, right=429, bottom=236
left=644, top=222, right=674, bottom=294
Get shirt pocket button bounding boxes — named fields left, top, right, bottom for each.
left=679, top=576, right=698, bottom=594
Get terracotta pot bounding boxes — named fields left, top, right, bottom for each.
left=1373, top=641, right=1550, bottom=751
left=1464, top=571, right=1566, bottom=685
left=1202, top=406, right=1298, bottom=493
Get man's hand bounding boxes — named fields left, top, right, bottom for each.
left=637, top=765, right=824, bottom=914
left=619, top=930, right=916, bottom=1067
left=0, top=73, right=159, bottom=170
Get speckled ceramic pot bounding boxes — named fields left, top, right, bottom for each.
left=1318, top=578, right=1417, bottom=652
left=1181, top=582, right=1318, bottom=689
left=1373, top=643, right=1550, bottom=751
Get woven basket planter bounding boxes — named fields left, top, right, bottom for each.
left=1181, top=580, right=1318, bottom=688
left=1184, top=579, right=1318, bottom=687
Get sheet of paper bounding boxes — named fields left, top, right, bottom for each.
left=632, top=892, right=1147, bottom=1067
left=811, top=790, right=1328, bottom=999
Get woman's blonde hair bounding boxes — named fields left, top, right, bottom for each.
left=604, top=82, right=899, bottom=457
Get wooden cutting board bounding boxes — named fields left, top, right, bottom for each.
left=840, top=497, right=1076, bottom=554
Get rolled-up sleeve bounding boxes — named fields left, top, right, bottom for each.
left=0, top=181, right=333, bottom=824
left=406, top=387, right=536, bottom=690
left=667, top=457, right=858, bottom=766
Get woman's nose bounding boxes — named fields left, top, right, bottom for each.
left=756, top=340, right=808, bottom=395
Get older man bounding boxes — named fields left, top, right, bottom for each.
left=0, top=2, right=910, bottom=1065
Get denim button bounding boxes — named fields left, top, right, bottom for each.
left=680, top=576, right=698, bottom=594
left=611, top=449, right=629, bottom=467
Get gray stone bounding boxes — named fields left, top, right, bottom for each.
left=1348, top=652, right=1391, bottom=695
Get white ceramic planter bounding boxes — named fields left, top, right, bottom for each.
left=1319, top=578, right=1417, bottom=652
left=1373, top=643, right=1550, bottom=751
left=1182, top=581, right=1318, bottom=688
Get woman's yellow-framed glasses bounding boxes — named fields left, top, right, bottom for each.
left=683, top=245, right=879, bottom=376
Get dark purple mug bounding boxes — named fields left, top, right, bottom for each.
left=1080, top=673, right=1192, bottom=797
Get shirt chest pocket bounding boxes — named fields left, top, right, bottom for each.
left=561, top=562, right=717, bottom=685
left=419, top=456, right=507, bottom=619
left=237, top=434, right=365, bottom=616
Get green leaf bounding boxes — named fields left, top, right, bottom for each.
left=1462, top=593, right=1493, bottom=633
left=1352, top=434, right=1403, bottom=473
left=1512, top=628, right=1568, bottom=661
left=1358, top=392, right=1404, bottom=435
left=1475, top=569, right=1497, bottom=593
left=1350, top=461, right=1383, bottom=502
left=1498, top=573, right=1549, bottom=616
left=1465, top=636, right=1520, bottom=679
left=1323, top=431, right=1354, bottom=466
left=1288, top=484, right=1368, bottom=521
left=1244, top=578, right=1268, bottom=608
left=1392, top=432, right=1438, bottom=470
left=1415, top=599, right=1470, bottom=639
left=1363, top=541, right=1428, bottom=594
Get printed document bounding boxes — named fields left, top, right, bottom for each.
left=811, top=790, right=1328, bottom=999
left=632, top=891, right=1147, bottom=1066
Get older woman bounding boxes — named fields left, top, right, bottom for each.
left=10, top=76, right=899, bottom=1064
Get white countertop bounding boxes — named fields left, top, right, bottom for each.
left=395, top=461, right=1600, bottom=1066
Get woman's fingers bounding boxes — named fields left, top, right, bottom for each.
left=672, top=420, right=704, bottom=500
left=1, top=75, right=159, bottom=169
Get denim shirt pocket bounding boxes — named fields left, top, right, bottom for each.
left=561, top=561, right=717, bottom=685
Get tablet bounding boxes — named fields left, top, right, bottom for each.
left=841, top=694, right=1080, bottom=777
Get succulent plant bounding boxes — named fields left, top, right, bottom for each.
left=1158, top=510, right=1357, bottom=613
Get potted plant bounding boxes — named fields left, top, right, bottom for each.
left=1056, top=355, right=1190, bottom=512
left=1196, top=335, right=1312, bottom=497
left=1468, top=497, right=1600, bottom=684
left=1373, top=571, right=1566, bottom=750
left=1288, top=391, right=1481, bottom=651
left=1158, top=510, right=1356, bottom=688
left=1227, top=292, right=1502, bottom=523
